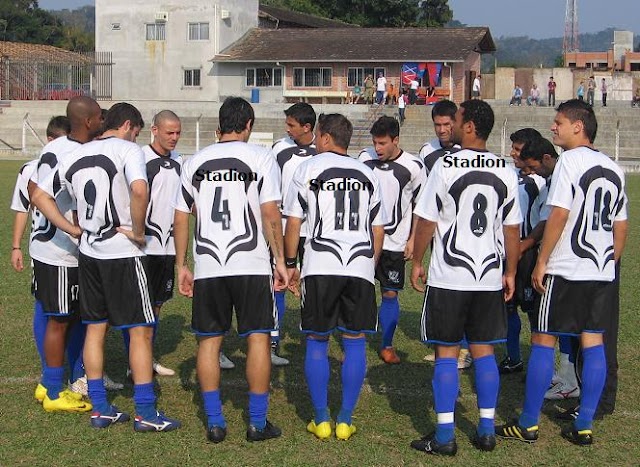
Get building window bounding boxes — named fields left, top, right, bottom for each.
left=347, top=67, right=385, bottom=87
left=188, top=22, right=209, bottom=41
left=245, top=67, right=282, bottom=87
left=146, top=23, right=166, bottom=41
left=183, top=68, right=201, bottom=88
left=293, top=67, right=332, bottom=87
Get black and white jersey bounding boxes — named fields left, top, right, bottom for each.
left=418, top=138, right=461, bottom=176
left=30, top=137, right=82, bottom=267
left=517, top=169, right=548, bottom=238
left=283, top=152, right=386, bottom=284
left=10, top=159, right=38, bottom=213
left=358, top=148, right=426, bottom=252
left=39, top=136, right=148, bottom=260
left=545, top=147, right=627, bottom=281
left=414, top=149, right=521, bottom=291
left=143, top=145, right=182, bottom=255
left=175, top=141, right=281, bottom=280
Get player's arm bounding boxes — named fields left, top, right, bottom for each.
left=11, top=211, right=29, bottom=272
left=122, top=179, right=148, bottom=247
left=613, top=220, right=628, bottom=262
left=410, top=216, right=437, bottom=293
left=531, top=206, right=569, bottom=294
left=520, top=220, right=546, bottom=255
left=262, top=200, right=288, bottom=292
left=503, top=224, right=521, bottom=301
left=31, top=186, right=81, bottom=238
left=173, top=209, right=193, bottom=298
left=284, top=215, right=302, bottom=296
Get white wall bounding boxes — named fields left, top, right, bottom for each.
left=96, top=0, right=258, bottom=100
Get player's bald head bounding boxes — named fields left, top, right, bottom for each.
left=66, top=96, right=101, bottom=127
left=153, top=110, right=180, bottom=127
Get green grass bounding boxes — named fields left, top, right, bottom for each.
left=1, top=159, right=639, bottom=466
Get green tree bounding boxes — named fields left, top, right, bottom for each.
left=0, top=0, right=66, bottom=45
left=418, top=0, right=453, bottom=27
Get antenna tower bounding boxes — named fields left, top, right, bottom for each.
left=563, top=0, right=579, bottom=53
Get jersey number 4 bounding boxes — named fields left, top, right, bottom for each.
left=212, top=187, right=231, bottom=230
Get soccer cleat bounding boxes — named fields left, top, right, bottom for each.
left=35, top=384, right=84, bottom=403
left=495, top=420, right=539, bottom=443
left=91, top=406, right=130, bottom=428
left=423, top=353, right=436, bottom=362
left=153, top=361, right=176, bottom=376
left=473, top=433, right=497, bottom=452
left=561, top=426, right=593, bottom=446
left=219, top=353, right=235, bottom=370
left=307, top=420, right=332, bottom=439
left=555, top=404, right=580, bottom=421
left=498, top=357, right=524, bottom=374
left=70, top=376, right=88, bottom=396
left=457, top=349, right=472, bottom=370
left=410, top=432, right=457, bottom=456
left=335, top=422, right=357, bottom=440
left=42, top=392, right=92, bottom=413
left=271, top=350, right=290, bottom=367
left=545, top=381, right=580, bottom=400
left=103, top=373, right=124, bottom=391
left=207, top=425, right=227, bottom=443
left=380, top=347, right=401, bottom=364
left=246, top=420, right=282, bottom=442
left=134, top=411, right=181, bottom=432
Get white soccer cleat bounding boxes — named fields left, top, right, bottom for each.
left=457, top=349, right=472, bottom=370
left=219, top=353, right=235, bottom=370
left=69, top=376, right=88, bottom=396
left=271, top=350, right=290, bottom=367
left=545, top=380, right=581, bottom=400
left=103, top=373, right=124, bottom=391
left=153, top=361, right=176, bottom=376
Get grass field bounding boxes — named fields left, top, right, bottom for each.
left=1, top=159, right=639, bottom=466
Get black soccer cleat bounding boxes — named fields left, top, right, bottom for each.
left=473, top=433, right=497, bottom=451
left=207, top=425, right=227, bottom=443
left=561, top=426, right=593, bottom=446
left=246, top=420, right=282, bottom=442
left=495, top=420, right=539, bottom=443
left=410, top=432, right=457, bottom=456
left=555, top=404, right=579, bottom=421
left=498, top=357, right=524, bottom=374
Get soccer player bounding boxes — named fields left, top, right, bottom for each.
left=137, top=110, right=183, bottom=377
left=410, top=100, right=521, bottom=456
left=419, top=100, right=460, bottom=176
left=268, top=102, right=318, bottom=367
left=496, top=99, right=628, bottom=446
left=27, top=97, right=103, bottom=412
left=174, top=97, right=287, bottom=443
left=358, top=116, right=425, bottom=364
left=32, top=102, right=181, bottom=431
left=284, top=113, right=385, bottom=441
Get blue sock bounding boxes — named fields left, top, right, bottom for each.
left=304, top=338, right=330, bottom=424
left=559, top=335, right=573, bottom=355
left=42, top=366, right=64, bottom=400
left=379, top=295, right=400, bottom=349
left=66, top=321, right=86, bottom=382
left=433, top=357, right=458, bottom=443
left=338, top=337, right=367, bottom=425
left=519, top=344, right=555, bottom=428
left=122, top=329, right=130, bottom=356
left=33, top=300, right=48, bottom=372
left=88, top=378, right=110, bottom=414
left=474, top=355, right=500, bottom=436
left=506, top=310, right=522, bottom=362
left=461, top=336, right=469, bottom=350
left=272, top=291, right=285, bottom=345
left=575, top=345, right=606, bottom=431
left=202, top=390, right=226, bottom=428
left=134, top=382, right=156, bottom=419
left=249, top=392, right=269, bottom=430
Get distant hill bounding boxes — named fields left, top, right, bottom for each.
left=50, top=5, right=95, bottom=36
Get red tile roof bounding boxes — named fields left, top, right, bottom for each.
left=0, top=41, right=89, bottom=62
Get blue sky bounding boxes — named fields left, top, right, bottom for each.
left=39, top=0, right=640, bottom=39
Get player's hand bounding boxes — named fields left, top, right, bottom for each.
left=273, top=262, right=289, bottom=292
left=116, top=227, right=146, bottom=248
left=531, top=261, right=547, bottom=294
left=69, top=225, right=82, bottom=239
left=178, top=265, right=194, bottom=298
left=404, top=237, right=414, bottom=260
left=410, top=263, right=426, bottom=293
left=287, top=267, right=301, bottom=297
left=11, top=249, right=24, bottom=272
left=503, top=274, right=516, bottom=301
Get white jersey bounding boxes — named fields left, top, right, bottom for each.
left=358, top=148, right=425, bottom=252
left=143, top=145, right=183, bottom=256
left=414, top=149, right=521, bottom=291
left=272, top=136, right=317, bottom=236
left=11, top=159, right=38, bottom=213
left=545, top=146, right=627, bottom=281
left=283, top=151, right=386, bottom=284
left=39, top=136, right=148, bottom=260
left=419, top=138, right=461, bottom=176
left=175, top=141, right=281, bottom=280
left=30, top=136, right=82, bottom=267
left=516, top=168, right=548, bottom=238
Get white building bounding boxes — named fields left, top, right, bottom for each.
left=95, top=0, right=258, bottom=100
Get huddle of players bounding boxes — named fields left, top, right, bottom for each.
left=13, top=95, right=626, bottom=453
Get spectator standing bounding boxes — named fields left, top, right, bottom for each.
left=601, top=78, right=608, bottom=107
left=577, top=81, right=585, bottom=101
left=587, top=76, right=596, bottom=106
left=376, top=73, right=387, bottom=105
left=548, top=77, right=556, bottom=107
left=398, top=90, right=407, bottom=124
left=409, top=78, right=419, bottom=105
left=363, top=75, right=375, bottom=105
left=472, top=74, right=481, bottom=100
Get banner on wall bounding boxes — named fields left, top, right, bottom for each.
left=402, top=62, right=443, bottom=86
left=401, top=63, right=418, bottom=85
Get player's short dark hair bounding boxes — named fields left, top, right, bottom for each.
left=219, top=97, right=254, bottom=135
left=459, top=100, right=494, bottom=141
left=520, top=137, right=559, bottom=161
left=370, top=116, right=399, bottom=140
left=103, top=103, right=144, bottom=131
left=510, top=127, right=542, bottom=146
left=556, top=98, right=598, bottom=143
left=431, top=99, right=457, bottom=121
left=317, top=113, right=353, bottom=149
left=46, top=116, right=70, bottom=139
left=284, top=103, right=316, bottom=130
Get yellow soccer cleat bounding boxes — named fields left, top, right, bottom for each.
left=43, top=392, right=92, bottom=413
left=335, top=422, right=357, bottom=440
left=307, top=420, right=332, bottom=439
left=35, top=384, right=83, bottom=403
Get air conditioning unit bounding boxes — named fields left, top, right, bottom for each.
left=220, top=9, right=230, bottom=20
left=155, top=11, right=168, bottom=23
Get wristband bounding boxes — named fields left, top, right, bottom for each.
left=12, top=247, right=21, bottom=251
left=285, top=257, right=297, bottom=269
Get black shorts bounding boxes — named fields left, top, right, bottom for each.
left=420, top=286, right=507, bottom=345
left=533, top=275, right=615, bottom=336
left=375, top=250, right=405, bottom=291
left=300, top=275, right=377, bottom=335
left=32, top=259, right=79, bottom=317
left=192, top=275, right=276, bottom=337
left=79, top=253, right=156, bottom=329
left=147, top=255, right=175, bottom=305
